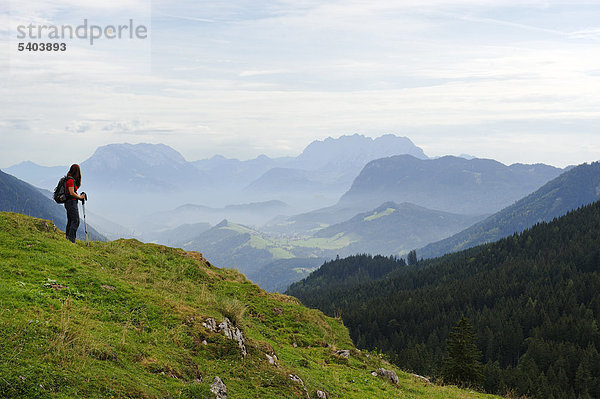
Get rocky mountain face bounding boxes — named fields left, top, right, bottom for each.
left=293, top=133, right=427, bottom=171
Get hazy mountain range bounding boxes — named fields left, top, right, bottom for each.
left=137, top=200, right=288, bottom=233
left=5, top=134, right=430, bottom=224
left=6, top=133, right=592, bottom=293
left=284, top=161, right=600, bottom=294
left=339, top=155, right=564, bottom=214
left=174, top=200, right=488, bottom=282
left=312, top=201, right=485, bottom=256
left=82, top=143, right=209, bottom=192
left=3, top=161, right=67, bottom=189
left=419, top=161, right=600, bottom=259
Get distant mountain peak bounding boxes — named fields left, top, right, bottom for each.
left=79, top=142, right=211, bottom=193
left=10, top=160, right=39, bottom=167
left=293, top=134, right=428, bottom=173
left=375, top=201, right=400, bottom=210
left=215, top=219, right=229, bottom=228
left=85, top=143, right=188, bottom=170
left=175, top=203, right=212, bottom=211
left=340, top=155, right=564, bottom=215
left=300, top=134, right=426, bottom=156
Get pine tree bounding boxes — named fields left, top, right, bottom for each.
left=407, top=250, right=418, bottom=266
left=441, top=316, right=483, bottom=388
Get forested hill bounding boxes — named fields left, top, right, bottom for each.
left=287, top=254, right=407, bottom=296
left=287, top=201, right=600, bottom=398
left=419, top=161, right=600, bottom=259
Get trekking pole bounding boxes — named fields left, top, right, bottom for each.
left=82, top=195, right=89, bottom=246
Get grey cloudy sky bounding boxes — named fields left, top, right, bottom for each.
left=1, top=0, right=600, bottom=168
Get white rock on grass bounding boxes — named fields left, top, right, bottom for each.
left=334, top=349, right=350, bottom=359
left=288, top=374, right=310, bottom=399
left=210, top=376, right=227, bottom=399
left=376, top=368, right=399, bottom=385
left=265, top=353, right=278, bottom=366
left=203, top=317, right=247, bottom=357
left=218, top=318, right=247, bottom=357
left=410, top=373, right=430, bottom=384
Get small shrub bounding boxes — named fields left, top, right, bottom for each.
left=327, top=354, right=349, bottom=365
left=206, top=335, right=242, bottom=360
left=215, top=297, right=246, bottom=327
left=254, top=340, right=275, bottom=354
left=293, top=334, right=310, bottom=348
left=182, top=382, right=212, bottom=399
left=87, top=346, right=116, bottom=361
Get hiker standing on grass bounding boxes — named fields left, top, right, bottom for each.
left=64, top=164, right=87, bottom=243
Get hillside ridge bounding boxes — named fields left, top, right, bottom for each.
left=419, top=161, right=600, bottom=259
left=0, top=211, right=496, bottom=399
left=339, top=154, right=563, bottom=215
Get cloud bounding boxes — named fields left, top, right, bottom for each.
left=155, top=13, right=216, bottom=23
left=1, top=119, right=33, bottom=131
left=238, top=69, right=290, bottom=77
left=2, top=0, right=600, bottom=168
left=102, top=120, right=144, bottom=132
left=66, top=121, right=92, bottom=133
left=9, top=0, right=150, bottom=18
left=568, top=28, right=600, bottom=40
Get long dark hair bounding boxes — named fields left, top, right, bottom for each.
left=67, top=164, right=82, bottom=187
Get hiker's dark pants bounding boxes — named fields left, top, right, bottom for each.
left=65, top=199, right=79, bottom=243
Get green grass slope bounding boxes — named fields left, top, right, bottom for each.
left=0, top=212, right=496, bottom=399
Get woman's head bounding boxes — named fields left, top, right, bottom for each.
left=67, top=164, right=81, bottom=187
